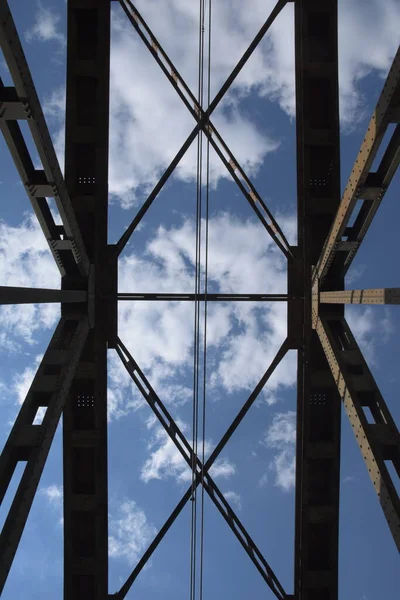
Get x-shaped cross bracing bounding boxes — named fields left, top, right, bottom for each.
left=114, top=337, right=290, bottom=600
left=1, top=0, right=399, bottom=596
left=115, top=0, right=293, bottom=259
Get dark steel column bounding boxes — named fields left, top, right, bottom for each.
left=294, top=2, right=343, bottom=599
left=63, top=2, right=110, bottom=599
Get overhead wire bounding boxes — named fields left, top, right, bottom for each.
left=199, top=0, right=212, bottom=599
left=190, top=1, right=206, bottom=599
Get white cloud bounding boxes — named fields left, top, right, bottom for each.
left=12, top=354, right=43, bottom=406
left=210, top=459, right=236, bottom=480
left=107, top=350, right=147, bottom=422
left=258, top=472, right=268, bottom=488
left=41, top=483, right=62, bottom=505
left=40, top=484, right=63, bottom=525
left=0, top=332, right=19, bottom=354
left=8, top=354, right=47, bottom=425
left=223, top=490, right=242, bottom=510
left=0, top=216, right=59, bottom=348
left=109, top=499, right=157, bottom=565
left=109, top=214, right=296, bottom=420
left=43, top=86, right=66, bottom=121
left=337, top=0, right=400, bottom=126
left=342, top=475, right=357, bottom=485
left=40, top=1, right=400, bottom=206
left=108, top=3, right=279, bottom=206
left=43, top=87, right=66, bottom=163
left=140, top=418, right=236, bottom=485
left=25, top=2, right=66, bottom=48
left=346, top=306, right=393, bottom=365
left=40, top=485, right=156, bottom=564
left=262, top=410, right=296, bottom=492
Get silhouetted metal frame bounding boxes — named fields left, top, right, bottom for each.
left=118, top=0, right=292, bottom=258
left=114, top=0, right=290, bottom=258
left=0, top=286, right=87, bottom=304
left=294, top=2, right=343, bottom=599
left=0, top=1, right=90, bottom=277
left=62, top=1, right=111, bottom=599
left=319, top=288, right=400, bottom=305
left=118, top=292, right=288, bottom=302
left=114, top=337, right=290, bottom=600
left=314, top=314, right=400, bottom=550
left=0, top=315, right=89, bottom=594
left=314, top=46, right=400, bottom=284
left=311, top=42, right=400, bottom=555
left=0, top=0, right=399, bottom=599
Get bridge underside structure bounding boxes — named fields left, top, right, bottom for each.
left=0, top=1, right=399, bottom=599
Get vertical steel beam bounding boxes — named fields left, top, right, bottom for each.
left=294, top=2, right=343, bottom=599
left=63, top=2, right=110, bottom=599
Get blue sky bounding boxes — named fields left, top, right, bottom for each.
left=0, top=1, right=399, bottom=599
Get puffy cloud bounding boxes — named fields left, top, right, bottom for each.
left=109, top=499, right=157, bottom=565
left=210, top=459, right=236, bottom=480
left=141, top=417, right=236, bottom=485
left=25, top=1, right=65, bottom=48
left=262, top=410, right=296, bottom=492
left=40, top=484, right=63, bottom=525
left=36, top=1, right=400, bottom=206
left=111, top=213, right=295, bottom=421
left=337, top=0, right=400, bottom=126
left=0, top=216, right=59, bottom=348
left=12, top=354, right=43, bottom=406
left=223, top=490, right=242, bottom=510
left=346, top=306, right=393, bottom=365
left=40, top=485, right=157, bottom=564
left=41, top=483, right=62, bottom=504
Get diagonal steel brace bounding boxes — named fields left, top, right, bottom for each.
left=114, top=0, right=289, bottom=257
left=114, top=337, right=289, bottom=599
left=119, top=0, right=292, bottom=258
left=0, top=315, right=89, bottom=593
left=0, top=0, right=90, bottom=276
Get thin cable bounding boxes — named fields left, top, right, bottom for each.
left=190, top=2, right=206, bottom=599
left=199, top=2, right=211, bottom=599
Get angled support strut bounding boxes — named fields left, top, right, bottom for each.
left=114, top=337, right=289, bottom=600
left=0, top=0, right=90, bottom=276
left=0, top=315, right=89, bottom=593
left=314, top=47, right=400, bottom=284
left=115, top=0, right=290, bottom=257
left=118, top=0, right=292, bottom=258
left=315, top=314, right=400, bottom=549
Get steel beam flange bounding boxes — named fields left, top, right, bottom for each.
left=316, top=315, right=400, bottom=550
left=311, top=267, right=319, bottom=330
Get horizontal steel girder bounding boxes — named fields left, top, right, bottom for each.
left=320, top=288, right=400, bottom=305
left=118, top=292, right=287, bottom=302
left=0, top=286, right=87, bottom=304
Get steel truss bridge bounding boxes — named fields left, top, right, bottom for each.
left=0, top=0, right=399, bottom=599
